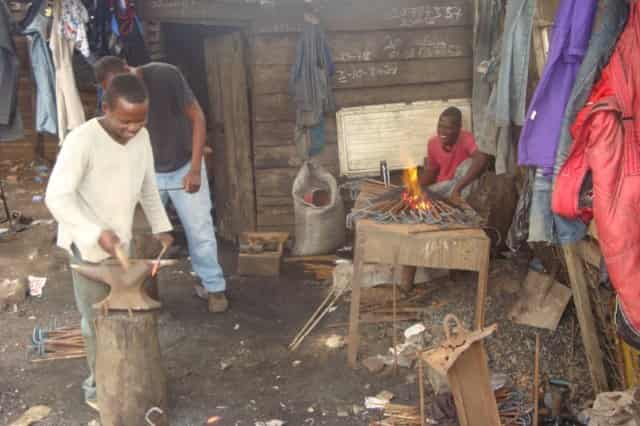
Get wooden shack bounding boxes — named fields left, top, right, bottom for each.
left=140, top=0, right=475, bottom=239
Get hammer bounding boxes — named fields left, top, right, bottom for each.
left=114, top=244, right=130, bottom=271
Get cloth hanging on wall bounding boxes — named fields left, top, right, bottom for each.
left=518, top=0, right=598, bottom=174
left=550, top=0, right=629, bottom=245
left=51, top=0, right=87, bottom=142
left=471, top=0, right=501, bottom=140
left=553, top=1, right=640, bottom=343
left=20, top=0, right=58, bottom=135
left=0, top=0, right=24, bottom=142
left=108, top=0, right=150, bottom=66
left=476, top=0, right=535, bottom=176
left=289, top=21, right=335, bottom=160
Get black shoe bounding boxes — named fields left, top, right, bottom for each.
left=615, top=297, right=640, bottom=350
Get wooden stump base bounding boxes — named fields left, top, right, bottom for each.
left=95, top=310, right=168, bottom=426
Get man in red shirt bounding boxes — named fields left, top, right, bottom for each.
left=421, top=107, right=488, bottom=200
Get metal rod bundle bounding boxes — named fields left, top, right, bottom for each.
left=347, top=186, right=483, bottom=228
left=30, top=325, right=86, bottom=362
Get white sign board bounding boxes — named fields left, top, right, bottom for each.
left=336, top=99, right=472, bottom=177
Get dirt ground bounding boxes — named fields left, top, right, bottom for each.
left=0, top=161, right=593, bottom=426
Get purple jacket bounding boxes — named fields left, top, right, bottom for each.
left=518, top=0, right=597, bottom=174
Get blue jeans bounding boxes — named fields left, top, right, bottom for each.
left=529, top=170, right=586, bottom=244
left=156, top=160, right=226, bottom=293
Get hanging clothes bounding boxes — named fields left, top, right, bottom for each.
left=553, top=1, right=640, bottom=341
left=551, top=0, right=629, bottom=245
left=107, top=0, right=150, bottom=66
left=520, top=0, right=597, bottom=243
left=19, top=0, right=58, bottom=135
left=84, top=0, right=112, bottom=57
left=518, top=0, right=598, bottom=174
left=490, top=0, right=535, bottom=128
left=60, top=0, right=91, bottom=58
left=289, top=21, right=335, bottom=160
left=471, top=0, right=501, bottom=139
left=0, top=1, right=24, bottom=142
left=477, top=0, right=535, bottom=176
left=51, top=0, right=87, bottom=142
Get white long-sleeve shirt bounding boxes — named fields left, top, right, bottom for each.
left=46, top=118, right=172, bottom=262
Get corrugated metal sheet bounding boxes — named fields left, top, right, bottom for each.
left=337, top=98, right=472, bottom=176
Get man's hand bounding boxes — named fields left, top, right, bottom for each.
left=98, top=230, right=121, bottom=256
left=154, top=232, right=174, bottom=250
left=449, top=187, right=464, bottom=207
left=182, top=169, right=201, bottom=193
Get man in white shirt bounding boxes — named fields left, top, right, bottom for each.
left=45, top=74, right=173, bottom=412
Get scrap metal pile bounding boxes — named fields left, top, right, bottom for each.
left=347, top=168, right=484, bottom=228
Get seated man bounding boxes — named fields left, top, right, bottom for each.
left=421, top=107, right=488, bottom=201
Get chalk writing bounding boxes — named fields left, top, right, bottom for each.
left=334, top=63, right=399, bottom=85
left=386, top=5, right=464, bottom=27
left=335, top=49, right=373, bottom=62
left=382, top=34, right=465, bottom=60
left=149, top=0, right=198, bottom=9
left=256, top=23, right=303, bottom=33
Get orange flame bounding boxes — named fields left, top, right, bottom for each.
left=402, top=167, right=432, bottom=211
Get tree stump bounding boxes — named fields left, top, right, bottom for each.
left=95, top=311, right=168, bottom=426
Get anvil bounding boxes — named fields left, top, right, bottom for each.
left=71, top=259, right=175, bottom=312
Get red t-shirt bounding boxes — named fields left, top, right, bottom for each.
left=427, top=130, right=477, bottom=183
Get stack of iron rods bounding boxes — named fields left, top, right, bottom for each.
left=347, top=187, right=483, bottom=228
left=30, top=325, right=86, bottom=362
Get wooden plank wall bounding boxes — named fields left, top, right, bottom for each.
left=249, top=0, right=474, bottom=232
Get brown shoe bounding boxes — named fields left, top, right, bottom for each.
left=208, top=292, right=229, bottom=313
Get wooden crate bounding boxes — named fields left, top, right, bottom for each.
left=237, top=232, right=289, bottom=277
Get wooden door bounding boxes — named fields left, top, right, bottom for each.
left=204, top=31, right=256, bottom=240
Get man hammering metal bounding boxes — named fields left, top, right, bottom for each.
left=93, top=56, right=229, bottom=313
left=45, top=74, right=174, bottom=411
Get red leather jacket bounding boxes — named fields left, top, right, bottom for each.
left=553, top=2, right=640, bottom=331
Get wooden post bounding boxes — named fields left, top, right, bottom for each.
left=474, top=238, right=490, bottom=329
left=347, top=233, right=366, bottom=368
left=533, top=334, right=540, bottom=426
left=562, top=243, right=609, bottom=393
left=95, top=311, right=168, bottom=426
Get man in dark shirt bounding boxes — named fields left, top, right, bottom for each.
left=94, top=56, right=228, bottom=313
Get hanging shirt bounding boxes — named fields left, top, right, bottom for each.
left=427, top=130, right=477, bottom=183
left=0, top=1, right=24, bottom=142
left=50, top=0, right=87, bottom=142
left=60, top=0, right=90, bottom=57
left=518, top=0, right=598, bottom=174
left=20, top=0, right=58, bottom=135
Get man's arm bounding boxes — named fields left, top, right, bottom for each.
left=421, top=157, right=439, bottom=186
left=140, top=136, right=173, bottom=239
left=45, top=136, right=118, bottom=255
left=182, top=100, right=207, bottom=193
left=452, top=151, right=489, bottom=196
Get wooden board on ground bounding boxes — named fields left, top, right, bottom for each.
left=508, top=270, right=572, bottom=331
left=563, top=243, right=609, bottom=393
